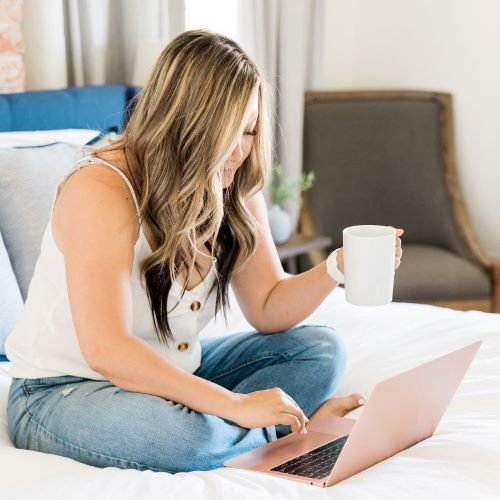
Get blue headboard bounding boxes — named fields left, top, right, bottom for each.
left=0, top=84, right=141, bottom=133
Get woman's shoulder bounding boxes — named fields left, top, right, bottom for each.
left=61, top=157, right=136, bottom=217
left=52, top=153, right=140, bottom=256
left=91, top=148, right=128, bottom=170
left=67, top=148, right=138, bottom=205
left=244, top=189, right=266, bottom=218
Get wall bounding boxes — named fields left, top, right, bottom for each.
left=0, top=0, right=24, bottom=93
left=321, top=0, right=500, bottom=259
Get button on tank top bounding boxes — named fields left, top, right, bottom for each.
left=5, top=154, right=218, bottom=380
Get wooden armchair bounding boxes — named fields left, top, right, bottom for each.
left=299, top=90, right=500, bottom=313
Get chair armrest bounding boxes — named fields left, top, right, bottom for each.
left=492, top=261, right=500, bottom=313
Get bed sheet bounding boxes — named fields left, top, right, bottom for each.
left=1, top=286, right=499, bottom=500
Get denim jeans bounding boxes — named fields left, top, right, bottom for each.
left=7, top=324, right=347, bottom=473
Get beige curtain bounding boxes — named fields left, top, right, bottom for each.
left=21, top=0, right=184, bottom=90
left=238, top=0, right=326, bottom=231
left=63, top=0, right=185, bottom=86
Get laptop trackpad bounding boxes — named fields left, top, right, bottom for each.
left=306, top=415, right=356, bottom=436
left=224, top=416, right=356, bottom=471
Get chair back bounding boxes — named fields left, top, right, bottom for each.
left=303, top=91, right=474, bottom=261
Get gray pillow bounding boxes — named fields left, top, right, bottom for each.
left=0, top=143, right=85, bottom=300
left=0, top=230, right=23, bottom=356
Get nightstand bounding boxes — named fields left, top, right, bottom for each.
left=275, top=233, right=332, bottom=274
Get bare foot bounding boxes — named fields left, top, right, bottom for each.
left=306, top=393, right=366, bottom=429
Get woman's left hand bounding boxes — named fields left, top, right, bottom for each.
left=392, top=227, right=404, bottom=270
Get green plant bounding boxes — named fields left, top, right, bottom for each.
left=270, top=164, right=315, bottom=206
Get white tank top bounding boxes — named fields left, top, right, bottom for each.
left=5, top=154, right=218, bottom=380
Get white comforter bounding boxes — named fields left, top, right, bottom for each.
left=1, top=286, right=499, bottom=500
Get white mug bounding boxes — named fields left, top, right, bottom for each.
left=342, top=225, right=396, bottom=306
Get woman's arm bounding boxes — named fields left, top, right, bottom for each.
left=55, top=166, right=308, bottom=432
left=90, top=334, right=239, bottom=420
left=231, top=191, right=340, bottom=333
left=55, top=166, right=236, bottom=420
left=231, top=191, right=403, bottom=334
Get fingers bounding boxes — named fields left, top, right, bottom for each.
left=284, top=393, right=305, bottom=414
left=285, top=394, right=309, bottom=430
left=395, top=241, right=403, bottom=269
left=388, top=226, right=404, bottom=238
left=279, top=413, right=305, bottom=434
left=388, top=227, right=404, bottom=269
left=396, top=244, right=403, bottom=259
left=280, top=397, right=308, bottom=433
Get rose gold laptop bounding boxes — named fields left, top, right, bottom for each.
left=224, top=341, right=482, bottom=487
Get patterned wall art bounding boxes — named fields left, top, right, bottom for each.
left=0, top=0, right=24, bottom=93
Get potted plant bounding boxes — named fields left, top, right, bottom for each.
left=268, top=164, right=315, bottom=244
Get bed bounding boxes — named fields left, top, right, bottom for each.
left=1, top=85, right=499, bottom=499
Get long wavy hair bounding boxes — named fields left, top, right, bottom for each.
left=94, top=30, right=272, bottom=345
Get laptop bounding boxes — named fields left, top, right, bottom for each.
left=224, top=341, right=482, bottom=487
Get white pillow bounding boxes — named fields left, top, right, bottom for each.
left=0, top=129, right=101, bottom=148
left=0, top=143, right=85, bottom=299
left=0, top=230, right=23, bottom=356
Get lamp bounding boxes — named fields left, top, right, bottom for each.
left=132, top=40, right=167, bottom=87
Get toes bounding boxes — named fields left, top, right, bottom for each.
left=350, top=393, right=366, bottom=407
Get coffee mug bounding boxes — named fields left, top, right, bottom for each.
left=342, top=225, right=396, bottom=306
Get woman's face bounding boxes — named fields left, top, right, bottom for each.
left=222, top=88, right=259, bottom=188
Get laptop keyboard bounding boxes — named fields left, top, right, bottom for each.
left=270, top=434, right=349, bottom=479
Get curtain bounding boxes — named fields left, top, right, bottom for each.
left=238, top=0, right=325, bottom=231
left=63, top=0, right=185, bottom=86
left=21, top=0, right=184, bottom=90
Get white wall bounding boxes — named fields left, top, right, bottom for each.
left=320, top=0, right=500, bottom=259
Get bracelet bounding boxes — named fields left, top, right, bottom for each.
left=326, top=248, right=345, bottom=284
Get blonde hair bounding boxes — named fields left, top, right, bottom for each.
left=95, top=29, right=272, bottom=344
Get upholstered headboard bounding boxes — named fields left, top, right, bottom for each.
left=0, top=84, right=140, bottom=133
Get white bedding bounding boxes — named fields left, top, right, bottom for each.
left=1, top=286, right=499, bottom=500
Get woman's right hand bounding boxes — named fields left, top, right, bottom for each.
left=229, top=387, right=309, bottom=434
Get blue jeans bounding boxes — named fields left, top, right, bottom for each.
left=7, top=324, right=347, bottom=473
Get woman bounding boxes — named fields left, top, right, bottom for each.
left=6, top=30, right=403, bottom=473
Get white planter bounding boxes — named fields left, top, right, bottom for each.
left=268, top=204, right=292, bottom=244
